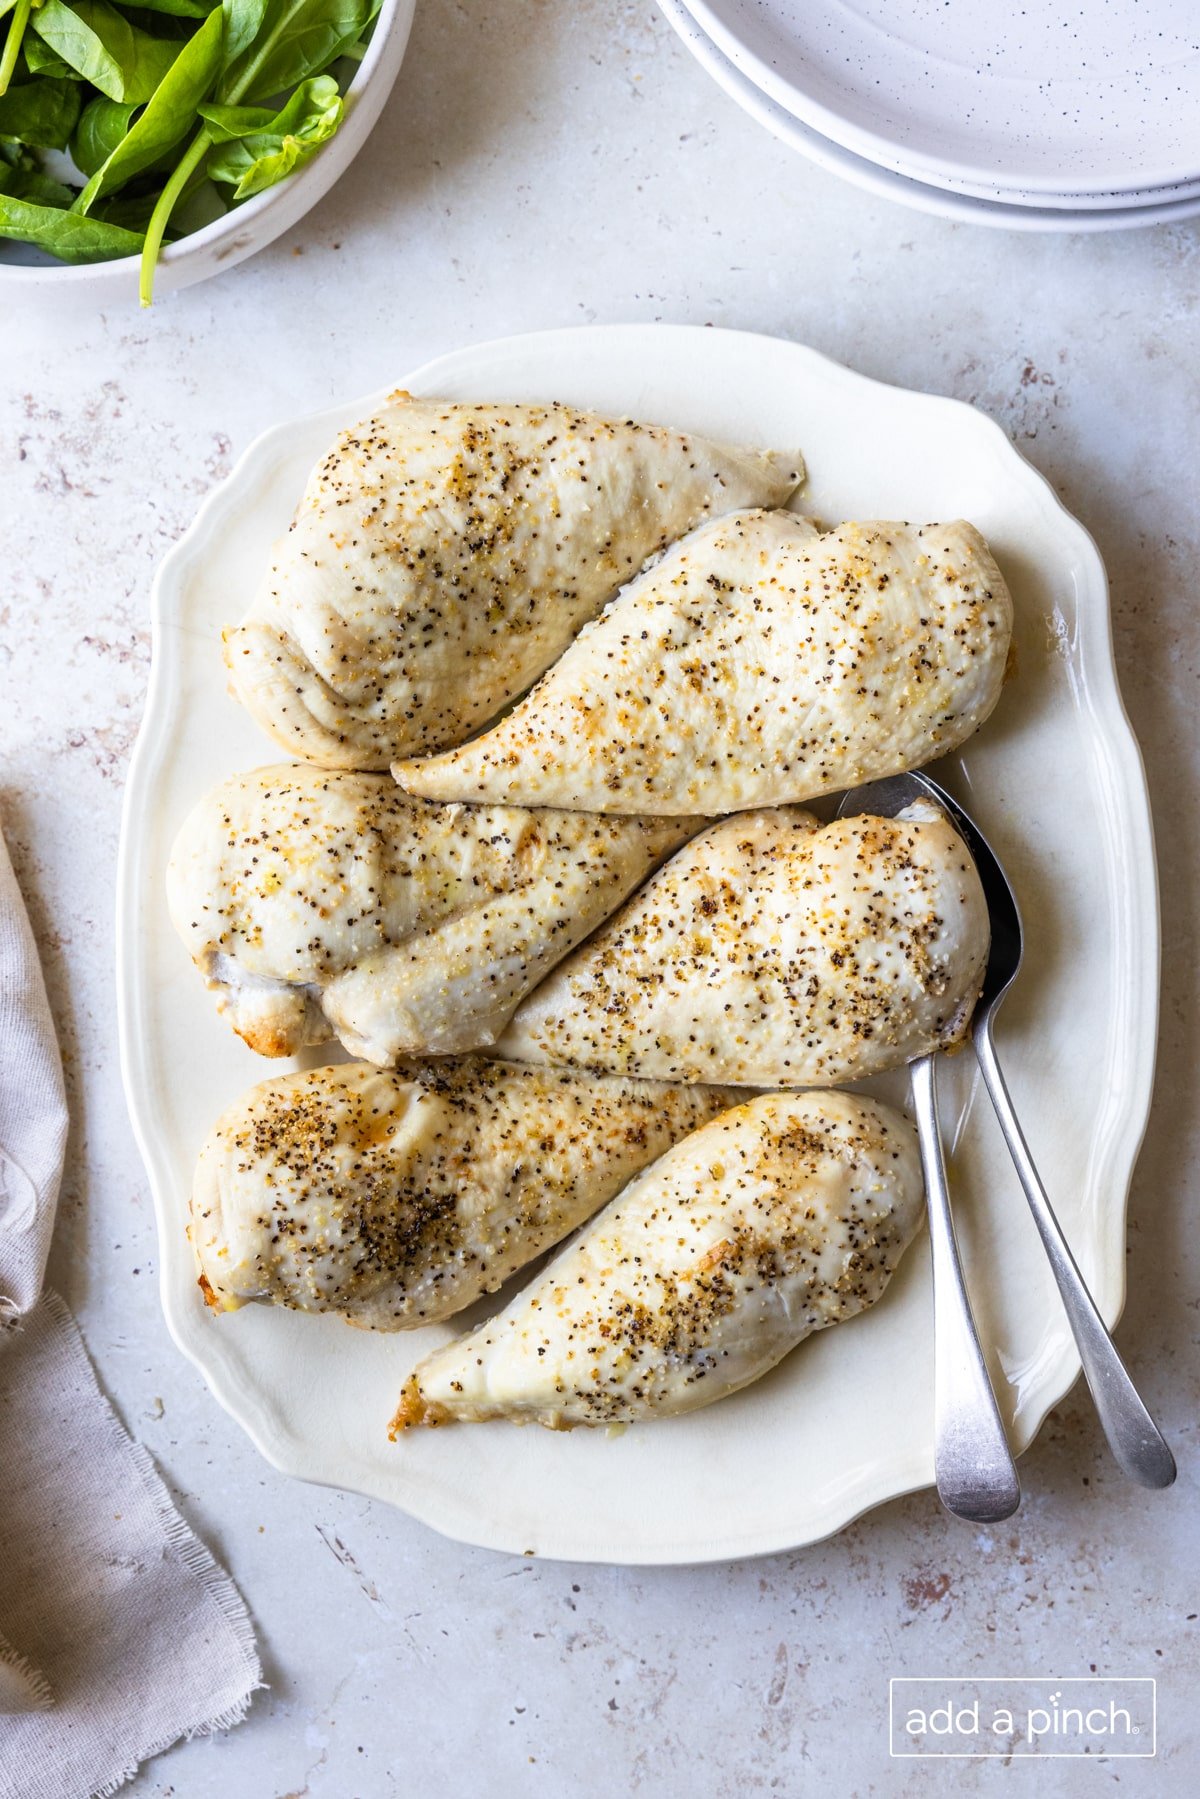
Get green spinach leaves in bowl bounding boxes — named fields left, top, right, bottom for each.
left=0, top=0, right=378, bottom=301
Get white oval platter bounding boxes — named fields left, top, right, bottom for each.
left=117, top=325, right=1158, bottom=1563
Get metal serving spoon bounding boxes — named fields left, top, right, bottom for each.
left=842, top=769, right=1175, bottom=1491
left=837, top=784, right=1021, bottom=1523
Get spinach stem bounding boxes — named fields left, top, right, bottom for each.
left=138, top=122, right=211, bottom=307
left=0, top=0, right=32, bottom=98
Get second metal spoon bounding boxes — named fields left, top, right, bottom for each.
left=911, top=1050, right=1022, bottom=1521
left=843, top=769, right=1175, bottom=1491
left=837, top=782, right=1020, bottom=1522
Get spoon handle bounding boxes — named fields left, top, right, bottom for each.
left=973, top=1017, right=1176, bottom=1489
left=911, top=1052, right=1022, bottom=1522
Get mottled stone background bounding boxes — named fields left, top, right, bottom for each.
left=1, top=2, right=1197, bottom=1793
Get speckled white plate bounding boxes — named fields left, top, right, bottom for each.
left=683, top=0, right=1200, bottom=197
left=118, top=326, right=1158, bottom=1564
left=660, top=0, right=1200, bottom=227
left=660, top=0, right=1200, bottom=231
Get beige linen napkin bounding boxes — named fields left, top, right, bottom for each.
left=0, top=826, right=261, bottom=1797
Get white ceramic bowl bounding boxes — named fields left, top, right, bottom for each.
left=0, top=0, right=415, bottom=304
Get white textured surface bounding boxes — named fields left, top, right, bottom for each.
left=0, top=0, right=1197, bottom=1791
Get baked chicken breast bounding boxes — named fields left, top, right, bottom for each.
left=224, top=398, right=802, bottom=768
left=392, top=1089, right=923, bottom=1429
left=166, top=764, right=699, bottom=1064
left=496, top=799, right=989, bottom=1085
left=394, top=511, right=1012, bottom=814
left=192, top=1059, right=736, bottom=1328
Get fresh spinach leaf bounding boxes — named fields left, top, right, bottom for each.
left=195, top=96, right=268, bottom=136
left=221, top=0, right=373, bottom=104
left=205, top=73, right=340, bottom=195
left=129, top=0, right=217, bottom=16
left=75, top=1, right=221, bottom=207
left=200, top=68, right=336, bottom=139
left=220, top=0, right=269, bottom=72
left=23, top=34, right=77, bottom=78
left=207, top=128, right=287, bottom=195
left=92, top=180, right=164, bottom=226
left=0, top=144, right=27, bottom=183
left=31, top=0, right=181, bottom=103
left=0, top=73, right=81, bottom=146
left=118, top=8, right=194, bottom=41
left=166, top=163, right=222, bottom=226
left=0, top=153, right=73, bottom=201
left=71, top=92, right=136, bottom=172
left=0, top=189, right=143, bottom=257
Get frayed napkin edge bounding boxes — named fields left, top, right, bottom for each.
left=0, top=1633, right=55, bottom=1712
left=124, top=1431, right=263, bottom=1717
left=36, top=1293, right=265, bottom=1796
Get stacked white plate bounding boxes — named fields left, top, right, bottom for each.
left=659, top=0, right=1200, bottom=230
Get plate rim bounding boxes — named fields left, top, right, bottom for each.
left=679, top=0, right=1200, bottom=198
left=116, top=323, right=1160, bottom=1563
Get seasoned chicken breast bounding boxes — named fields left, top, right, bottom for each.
left=496, top=799, right=989, bottom=1085
left=166, top=764, right=699, bottom=1064
left=392, top=1090, right=923, bottom=1429
left=394, top=512, right=1012, bottom=815
left=224, top=398, right=802, bottom=768
left=192, top=1059, right=737, bottom=1329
